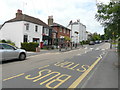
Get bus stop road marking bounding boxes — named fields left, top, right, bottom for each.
left=68, top=57, right=101, bottom=88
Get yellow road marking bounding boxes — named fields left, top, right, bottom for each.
left=3, top=73, right=25, bottom=81
left=38, top=65, right=50, bottom=69
left=68, top=57, right=101, bottom=88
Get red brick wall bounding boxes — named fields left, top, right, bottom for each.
left=52, top=26, right=70, bottom=39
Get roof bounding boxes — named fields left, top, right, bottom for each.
left=69, top=22, right=86, bottom=28
left=3, top=14, right=52, bottom=29
left=51, top=23, right=71, bottom=31
left=0, top=25, right=2, bottom=29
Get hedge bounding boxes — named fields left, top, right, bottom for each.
left=80, top=40, right=90, bottom=45
left=21, top=42, right=39, bottom=51
left=0, top=39, right=15, bottom=46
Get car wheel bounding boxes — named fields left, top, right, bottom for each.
left=19, top=53, right=26, bottom=60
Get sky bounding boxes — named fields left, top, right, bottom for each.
left=0, top=0, right=110, bottom=34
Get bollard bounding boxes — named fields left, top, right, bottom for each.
left=36, top=47, right=40, bottom=52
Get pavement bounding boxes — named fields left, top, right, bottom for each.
left=27, top=46, right=82, bottom=57
left=81, top=47, right=118, bottom=88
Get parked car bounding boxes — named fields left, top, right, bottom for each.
left=99, top=40, right=102, bottom=43
left=104, top=40, right=109, bottom=42
left=95, top=40, right=100, bottom=44
left=89, top=41, right=95, bottom=45
left=0, top=43, right=26, bottom=61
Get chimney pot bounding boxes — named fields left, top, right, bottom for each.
left=16, top=9, right=23, bottom=18
left=17, top=9, right=22, bottom=14
left=48, top=16, right=53, bottom=19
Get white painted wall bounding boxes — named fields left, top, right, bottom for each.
left=0, top=21, right=43, bottom=48
left=68, top=22, right=87, bottom=43
left=85, top=32, right=88, bottom=41
left=23, top=21, right=43, bottom=43
left=71, top=24, right=79, bottom=43
left=0, top=21, right=23, bottom=48
left=78, top=23, right=87, bottom=41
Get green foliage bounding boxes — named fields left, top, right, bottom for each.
left=91, top=33, right=101, bottom=41
left=0, top=39, right=15, bottom=46
left=96, top=1, right=120, bottom=39
left=100, top=35, right=105, bottom=40
left=64, top=36, right=71, bottom=41
left=80, top=40, right=90, bottom=45
left=21, top=42, right=39, bottom=51
left=0, top=40, right=7, bottom=43
left=41, top=46, right=48, bottom=50
left=42, top=45, right=54, bottom=50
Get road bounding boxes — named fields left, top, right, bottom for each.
left=1, top=43, right=118, bottom=89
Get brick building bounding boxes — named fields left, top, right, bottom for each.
left=48, top=16, right=71, bottom=47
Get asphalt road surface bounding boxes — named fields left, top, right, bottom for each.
left=1, top=43, right=118, bottom=89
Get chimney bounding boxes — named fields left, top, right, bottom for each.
left=16, top=9, right=23, bottom=18
left=48, top=16, right=53, bottom=26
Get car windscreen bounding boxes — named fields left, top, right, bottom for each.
left=2, top=44, right=15, bottom=50
left=0, top=44, right=3, bottom=49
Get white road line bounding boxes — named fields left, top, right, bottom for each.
left=90, top=48, right=93, bottom=50
left=95, top=48, right=100, bottom=50
left=85, top=47, right=88, bottom=49
left=99, top=55, right=102, bottom=59
left=77, top=54, right=81, bottom=56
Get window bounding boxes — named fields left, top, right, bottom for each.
left=24, top=35, right=28, bottom=42
left=65, top=29, right=67, bottom=34
left=25, top=23, right=29, bottom=30
left=64, top=29, right=66, bottom=33
left=46, top=28, right=49, bottom=35
left=35, top=25, right=38, bottom=32
left=43, top=28, right=49, bottom=35
left=44, top=28, right=46, bottom=34
left=0, top=44, right=3, bottom=49
left=60, top=28, right=62, bottom=32
left=67, top=30, right=69, bottom=34
left=2, top=44, right=15, bottom=50
left=33, top=38, right=39, bottom=43
left=53, top=33, right=56, bottom=38
left=43, top=27, right=45, bottom=33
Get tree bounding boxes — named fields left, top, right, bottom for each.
left=64, top=36, right=71, bottom=41
left=100, top=34, right=105, bottom=40
left=95, top=1, right=120, bottom=40
left=96, top=0, right=120, bottom=67
left=91, top=33, right=101, bottom=41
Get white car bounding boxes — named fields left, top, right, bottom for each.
left=0, top=43, right=26, bottom=61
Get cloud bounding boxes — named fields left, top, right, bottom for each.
left=0, top=0, right=110, bottom=34
left=97, top=0, right=110, bottom=4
